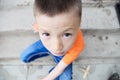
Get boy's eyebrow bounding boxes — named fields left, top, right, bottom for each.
left=63, top=28, right=74, bottom=32
left=38, top=28, right=50, bottom=32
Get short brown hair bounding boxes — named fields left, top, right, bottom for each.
left=34, top=0, right=82, bottom=17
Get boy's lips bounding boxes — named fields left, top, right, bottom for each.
left=54, top=52, right=65, bottom=55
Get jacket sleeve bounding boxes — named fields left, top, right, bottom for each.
left=62, top=30, right=85, bottom=64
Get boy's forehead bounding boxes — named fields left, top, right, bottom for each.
left=36, top=11, right=80, bottom=29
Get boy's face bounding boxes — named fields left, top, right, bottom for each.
left=36, top=11, right=80, bottom=56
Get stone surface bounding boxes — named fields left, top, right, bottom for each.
left=27, top=65, right=53, bottom=80
left=0, top=0, right=119, bottom=8
left=0, top=7, right=119, bottom=32
left=0, top=29, right=120, bottom=63
left=0, top=30, right=39, bottom=58
left=0, top=64, right=119, bottom=80
left=0, top=65, right=27, bottom=80
left=0, top=29, right=120, bottom=65
left=9, top=63, right=119, bottom=80
left=81, top=7, right=119, bottom=29
left=83, top=0, right=119, bottom=7
left=87, top=64, right=116, bottom=80
left=73, top=64, right=120, bottom=80
left=81, top=29, right=120, bottom=57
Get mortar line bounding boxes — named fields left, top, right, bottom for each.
left=26, top=64, right=29, bottom=80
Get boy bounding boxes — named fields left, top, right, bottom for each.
left=20, top=0, right=84, bottom=80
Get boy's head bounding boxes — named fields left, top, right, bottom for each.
left=34, top=0, right=82, bottom=56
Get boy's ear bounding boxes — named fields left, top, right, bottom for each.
left=32, top=22, right=39, bottom=33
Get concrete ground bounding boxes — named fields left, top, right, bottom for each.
left=0, top=0, right=120, bottom=80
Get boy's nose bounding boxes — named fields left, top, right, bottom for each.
left=53, top=39, right=63, bottom=52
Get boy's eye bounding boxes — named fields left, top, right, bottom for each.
left=64, top=33, right=72, bottom=38
left=42, top=33, right=50, bottom=37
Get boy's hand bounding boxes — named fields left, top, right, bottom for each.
left=40, top=60, right=69, bottom=80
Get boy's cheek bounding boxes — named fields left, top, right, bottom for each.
left=40, top=38, right=50, bottom=48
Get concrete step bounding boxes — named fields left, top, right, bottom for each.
left=0, top=0, right=119, bottom=9
left=0, top=6, right=119, bottom=32
left=0, top=63, right=120, bottom=80
left=83, top=0, right=119, bottom=7
left=0, top=0, right=119, bottom=31
left=0, top=29, right=120, bottom=65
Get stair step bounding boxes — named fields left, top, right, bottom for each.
left=83, top=0, right=119, bottom=7
left=0, top=29, right=120, bottom=65
left=0, top=6, right=119, bottom=32
left=0, top=0, right=119, bottom=9
left=0, top=64, right=120, bottom=80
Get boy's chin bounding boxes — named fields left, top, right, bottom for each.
left=52, top=52, right=65, bottom=56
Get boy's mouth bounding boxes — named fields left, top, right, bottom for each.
left=54, top=52, right=65, bottom=55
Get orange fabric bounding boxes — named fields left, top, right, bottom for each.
left=62, top=29, right=85, bottom=64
